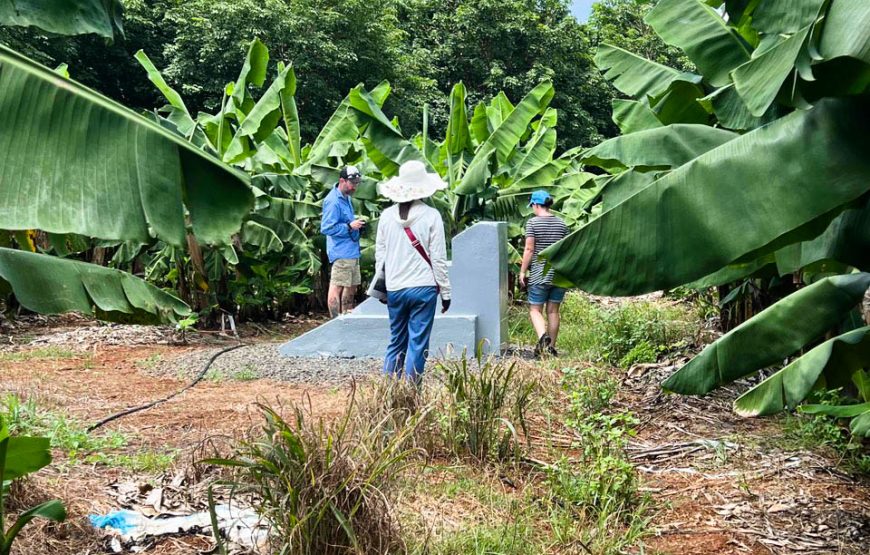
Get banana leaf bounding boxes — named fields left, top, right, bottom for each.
left=224, top=63, right=295, bottom=163
left=542, top=97, right=870, bottom=295
left=704, top=84, right=778, bottom=131
left=775, top=199, right=870, bottom=275
left=801, top=401, right=870, bottom=437
left=663, top=273, right=870, bottom=395
left=646, top=0, right=751, bottom=87
left=579, top=124, right=737, bottom=172
left=751, top=0, right=825, bottom=34
left=279, top=64, right=302, bottom=167
left=650, top=81, right=710, bottom=125
left=732, top=24, right=813, bottom=116
left=594, top=43, right=702, bottom=100
left=134, top=50, right=195, bottom=137
left=0, top=247, right=190, bottom=323
left=231, top=38, right=269, bottom=115
left=0, top=0, right=123, bottom=39
left=350, top=87, right=428, bottom=175
left=600, top=170, right=660, bottom=211
left=455, top=82, right=554, bottom=195
left=0, top=45, right=253, bottom=247
left=820, top=0, right=870, bottom=64
left=611, top=100, right=662, bottom=134
left=734, top=326, right=870, bottom=416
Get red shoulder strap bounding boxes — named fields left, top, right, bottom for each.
left=404, top=227, right=440, bottom=293
left=404, top=227, right=433, bottom=266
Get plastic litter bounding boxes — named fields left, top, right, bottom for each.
left=89, top=504, right=269, bottom=552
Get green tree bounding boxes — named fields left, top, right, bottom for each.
left=587, top=0, right=692, bottom=71
left=397, top=0, right=616, bottom=148
left=160, top=0, right=414, bottom=141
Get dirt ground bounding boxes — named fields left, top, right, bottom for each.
left=2, top=317, right=869, bottom=554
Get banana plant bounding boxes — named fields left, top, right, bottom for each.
left=541, top=0, right=870, bottom=433
left=0, top=417, right=66, bottom=555
left=0, top=2, right=253, bottom=324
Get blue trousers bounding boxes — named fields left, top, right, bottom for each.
left=383, top=286, right=438, bottom=382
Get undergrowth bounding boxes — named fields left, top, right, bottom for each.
left=784, top=390, right=870, bottom=474
left=509, top=292, right=698, bottom=366
left=1, top=394, right=127, bottom=461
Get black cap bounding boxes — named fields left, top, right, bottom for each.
left=340, top=165, right=362, bottom=182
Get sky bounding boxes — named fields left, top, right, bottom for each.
left=570, top=0, right=595, bottom=22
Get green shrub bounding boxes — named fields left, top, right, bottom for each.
left=206, top=399, right=420, bottom=555
left=560, top=365, right=617, bottom=414
left=509, top=293, right=698, bottom=366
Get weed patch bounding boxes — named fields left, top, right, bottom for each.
left=783, top=390, right=870, bottom=474
left=0, top=347, right=81, bottom=362
left=2, top=394, right=127, bottom=460
left=510, top=293, right=698, bottom=366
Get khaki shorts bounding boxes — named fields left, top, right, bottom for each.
left=330, top=258, right=361, bottom=287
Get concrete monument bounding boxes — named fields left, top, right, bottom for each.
left=279, top=221, right=508, bottom=359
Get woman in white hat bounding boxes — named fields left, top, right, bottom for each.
left=374, top=160, right=452, bottom=382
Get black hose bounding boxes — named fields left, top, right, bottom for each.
left=87, top=343, right=247, bottom=432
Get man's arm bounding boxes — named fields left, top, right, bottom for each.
left=320, top=197, right=351, bottom=238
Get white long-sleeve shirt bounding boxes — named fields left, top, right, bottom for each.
left=375, top=201, right=451, bottom=300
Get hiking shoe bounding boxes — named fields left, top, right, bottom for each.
left=547, top=344, right=558, bottom=357
left=534, top=333, right=551, bottom=358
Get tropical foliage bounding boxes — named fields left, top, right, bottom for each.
left=0, top=0, right=253, bottom=324
left=543, top=0, right=870, bottom=433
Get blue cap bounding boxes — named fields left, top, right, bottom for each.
left=528, top=190, right=552, bottom=207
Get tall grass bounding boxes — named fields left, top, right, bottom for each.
left=428, top=354, right=536, bottom=463
left=207, top=394, right=422, bottom=555
left=509, top=292, right=698, bottom=365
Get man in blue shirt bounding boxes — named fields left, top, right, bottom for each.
left=321, top=166, right=366, bottom=317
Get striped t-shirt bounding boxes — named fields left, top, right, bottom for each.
left=526, top=215, right=568, bottom=285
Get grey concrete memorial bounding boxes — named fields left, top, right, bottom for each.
left=279, top=221, right=508, bottom=359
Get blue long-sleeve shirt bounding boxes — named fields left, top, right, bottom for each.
left=321, top=184, right=360, bottom=263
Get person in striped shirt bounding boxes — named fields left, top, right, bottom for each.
left=519, top=190, right=569, bottom=357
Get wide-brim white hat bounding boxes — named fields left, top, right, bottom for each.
left=378, top=160, right=447, bottom=203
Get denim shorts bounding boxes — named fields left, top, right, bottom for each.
left=527, top=284, right=566, bottom=305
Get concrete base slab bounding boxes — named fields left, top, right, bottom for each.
left=278, top=312, right=477, bottom=359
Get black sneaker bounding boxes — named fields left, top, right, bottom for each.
left=547, top=344, right=558, bottom=357
left=534, top=333, right=551, bottom=358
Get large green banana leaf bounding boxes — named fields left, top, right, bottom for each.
left=775, top=200, right=870, bottom=275
left=600, top=170, right=660, bottom=211
left=543, top=97, right=870, bottom=295
left=611, top=100, right=662, bottom=134
left=455, top=82, right=554, bottom=195
left=820, top=0, right=870, bottom=64
left=446, top=82, right=471, bottom=157
left=663, top=273, right=870, bottom=395
left=134, top=50, right=197, bottom=138
left=0, top=0, right=123, bottom=39
left=231, top=38, right=269, bottom=115
left=646, top=0, right=750, bottom=87
left=579, top=124, right=737, bottom=171
left=0, top=247, right=189, bottom=323
left=732, top=24, right=813, bottom=117
left=0, top=45, right=253, bottom=247
left=594, top=44, right=702, bottom=100
left=705, top=84, right=777, bottom=131
left=751, top=0, right=825, bottom=34
left=684, top=254, right=778, bottom=289
left=350, top=87, right=428, bottom=175
left=650, top=81, right=710, bottom=125
left=734, top=326, right=870, bottom=417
